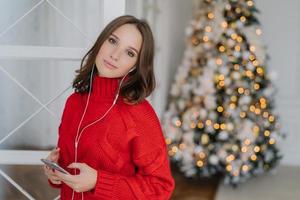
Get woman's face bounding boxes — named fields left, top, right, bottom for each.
left=95, top=24, right=143, bottom=78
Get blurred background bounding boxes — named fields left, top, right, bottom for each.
left=0, top=0, right=299, bottom=199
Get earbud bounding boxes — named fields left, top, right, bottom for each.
left=129, top=67, right=136, bottom=73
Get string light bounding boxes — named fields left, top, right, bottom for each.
left=242, top=165, right=249, bottom=172
left=244, top=138, right=251, bottom=145
left=256, top=28, right=262, bottom=35
left=207, top=12, right=215, bottom=19
left=220, top=123, right=227, bottom=130
left=213, top=123, right=220, bottom=129
left=269, top=138, right=276, bottom=145
left=216, top=58, right=223, bottom=65
left=197, top=160, right=204, bottom=167
left=175, top=120, right=182, bottom=127
left=219, top=45, right=226, bottom=52
left=221, top=21, right=228, bottom=28
left=237, top=36, right=243, bottom=42
left=269, top=115, right=275, bottom=122
left=254, top=146, right=260, bottom=153
left=165, top=138, right=172, bottom=145
left=190, top=122, right=196, bottom=129
left=231, top=95, right=237, bottom=101
left=198, top=122, right=204, bottom=128
left=231, top=33, right=238, bottom=40
left=226, top=154, right=235, bottom=162
left=240, top=111, right=246, bottom=118
left=226, top=164, right=232, bottom=171
left=199, top=151, right=206, bottom=159
left=250, top=45, right=256, bottom=52
left=238, top=87, right=245, bottom=94
left=205, top=26, right=212, bottom=32
left=241, top=146, right=248, bottom=152
left=254, top=83, right=260, bottom=90
left=203, top=35, right=209, bottom=42
left=264, top=130, right=270, bottom=137
left=206, top=119, right=212, bottom=126
left=251, top=154, right=257, bottom=161
left=240, top=16, right=246, bottom=22
left=247, top=0, right=254, bottom=7
left=229, top=103, right=236, bottom=109
left=179, top=143, right=186, bottom=150
left=256, top=67, right=264, bottom=75
left=217, top=106, right=224, bottom=112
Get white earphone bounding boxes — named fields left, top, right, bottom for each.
left=71, top=64, right=135, bottom=200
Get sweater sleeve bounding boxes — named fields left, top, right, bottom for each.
left=90, top=100, right=175, bottom=200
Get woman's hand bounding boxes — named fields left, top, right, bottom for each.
left=54, top=163, right=97, bottom=193
left=43, top=147, right=62, bottom=185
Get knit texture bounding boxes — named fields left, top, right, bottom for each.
left=48, top=75, right=175, bottom=199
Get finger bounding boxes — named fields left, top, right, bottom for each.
left=54, top=170, right=74, bottom=183
left=67, top=163, right=85, bottom=170
left=50, top=180, right=62, bottom=184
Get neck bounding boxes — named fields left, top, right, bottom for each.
left=90, top=74, right=121, bottom=102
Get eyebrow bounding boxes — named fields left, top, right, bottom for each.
left=111, top=33, right=139, bottom=54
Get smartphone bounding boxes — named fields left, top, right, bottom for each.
left=41, top=158, right=70, bottom=175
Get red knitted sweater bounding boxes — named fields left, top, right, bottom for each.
left=48, top=75, right=175, bottom=199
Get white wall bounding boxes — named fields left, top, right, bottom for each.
left=153, top=0, right=194, bottom=117
left=256, top=0, right=300, bottom=166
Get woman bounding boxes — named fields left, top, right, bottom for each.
left=43, top=15, right=175, bottom=200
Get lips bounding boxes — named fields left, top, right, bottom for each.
left=103, top=59, right=118, bottom=69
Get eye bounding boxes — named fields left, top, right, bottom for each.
left=108, top=37, right=117, bottom=44
left=127, top=50, right=135, bottom=57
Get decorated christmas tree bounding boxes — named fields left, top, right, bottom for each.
left=162, top=0, right=284, bottom=186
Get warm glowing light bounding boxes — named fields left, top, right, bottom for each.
left=219, top=45, right=226, bottom=52
left=269, top=115, right=275, bottom=122
left=179, top=143, right=186, bottom=150
left=244, top=139, right=251, bottom=145
left=217, top=106, right=224, bottom=112
left=175, top=120, right=182, bottom=127
left=226, top=154, right=235, bottom=162
left=250, top=45, right=256, bottom=52
left=226, top=164, right=232, bottom=171
left=197, top=160, right=204, bottom=167
left=205, top=26, right=212, bottom=32
left=238, top=87, right=245, bottom=94
left=203, top=35, right=209, bottom=42
left=254, top=146, right=260, bottom=153
left=165, top=138, right=172, bottom=145
left=264, top=130, right=270, bottom=137
left=269, top=138, right=276, bottom=145
left=247, top=1, right=254, bottom=7
left=216, top=58, right=223, bottom=65
left=206, top=119, right=212, bottom=126
left=208, top=12, right=215, bottom=19
left=190, top=122, right=196, bottom=129
left=220, top=123, right=227, bottom=130
left=198, top=122, right=204, bottom=128
left=171, top=146, right=178, bottom=153
left=240, top=16, right=246, bottom=22
left=254, top=83, right=260, bottom=90
left=251, top=154, right=257, bottom=161
left=256, top=28, right=262, bottom=35
left=213, top=123, right=220, bottom=129
left=240, top=112, right=246, bottom=118
left=221, top=21, right=228, bottom=28
left=231, top=95, right=237, bottom=101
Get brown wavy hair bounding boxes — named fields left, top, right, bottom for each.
left=72, top=15, right=155, bottom=104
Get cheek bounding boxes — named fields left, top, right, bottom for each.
left=119, top=57, right=137, bottom=71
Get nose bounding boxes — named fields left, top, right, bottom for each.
left=110, top=49, right=120, bottom=61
